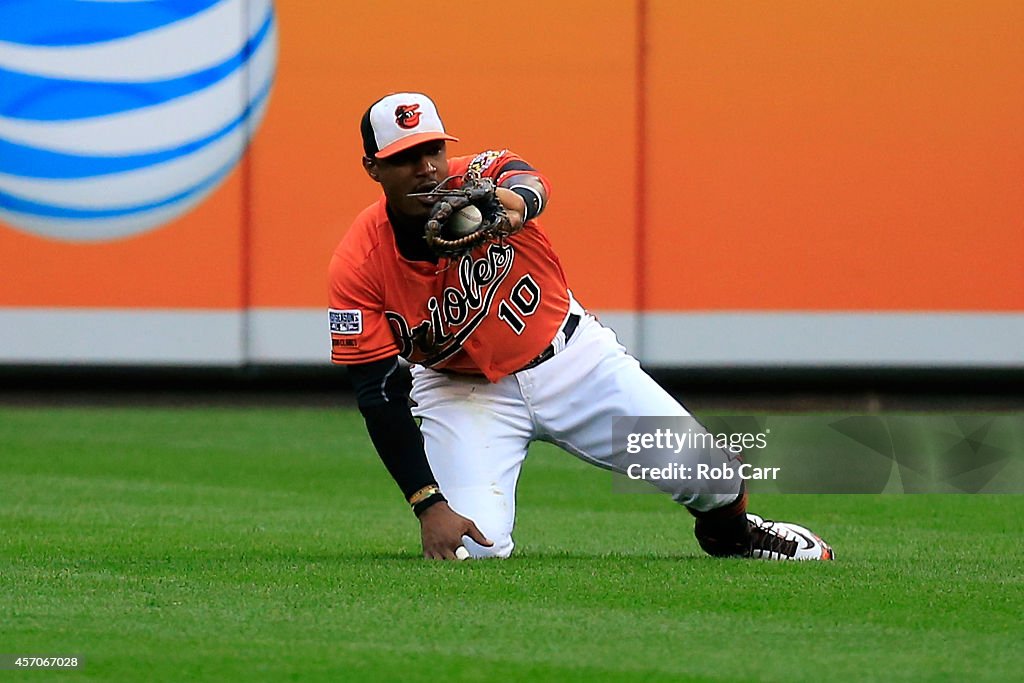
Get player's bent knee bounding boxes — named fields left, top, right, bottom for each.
left=464, top=535, right=514, bottom=559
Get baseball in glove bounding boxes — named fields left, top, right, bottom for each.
left=408, top=171, right=517, bottom=258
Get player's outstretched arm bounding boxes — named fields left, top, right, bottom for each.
left=494, top=187, right=527, bottom=231
left=495, top=157, right=548, bottom=227
left=348, top=357, right=493, bottom=559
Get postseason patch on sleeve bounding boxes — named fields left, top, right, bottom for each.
left=466, top=149, right=506, bottom=176
left=329, top=308, right=362, bottom=335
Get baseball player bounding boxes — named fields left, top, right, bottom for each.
left=329, top=92, right=834, bottom=562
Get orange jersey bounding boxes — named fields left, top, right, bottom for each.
left=328, top=150, right=572, bottom=382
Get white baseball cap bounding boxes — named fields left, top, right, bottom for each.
left=360, top=92, right=459, bottom=159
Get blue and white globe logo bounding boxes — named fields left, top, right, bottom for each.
left=0, top=0, right=277, bottom=241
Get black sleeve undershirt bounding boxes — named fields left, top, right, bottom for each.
left=347, top=356, right=438, bottom=501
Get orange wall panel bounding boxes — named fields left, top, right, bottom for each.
left=645, top=0, right=1024, bottom=311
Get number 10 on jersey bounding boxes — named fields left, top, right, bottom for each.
left=496, top=275, right=541, bottom=334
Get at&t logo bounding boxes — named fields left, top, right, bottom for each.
left=0, top=0, right=278, bottom=241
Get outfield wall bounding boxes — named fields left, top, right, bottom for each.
left=1, top=1, right=1021, bottom=368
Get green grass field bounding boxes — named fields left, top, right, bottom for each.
left=1, top=406, right=1022, bottom=682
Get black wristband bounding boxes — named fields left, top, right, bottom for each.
left=413, top=492, right=447, bottom=517
left=510, top=185, right=544, bottom=221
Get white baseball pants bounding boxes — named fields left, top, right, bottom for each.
left=410, top=300, right=742, bottom=558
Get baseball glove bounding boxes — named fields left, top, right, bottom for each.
left=409, top=171, right=516, bottom=258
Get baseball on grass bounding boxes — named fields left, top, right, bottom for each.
left=454, top=546, right=471, bottom=561
left=445, top=205, right=483, bottom=238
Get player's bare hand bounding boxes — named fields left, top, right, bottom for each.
left=418, top=501, right=493, bottom=560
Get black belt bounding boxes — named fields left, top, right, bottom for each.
left=515, top=313, right=580, bottom=373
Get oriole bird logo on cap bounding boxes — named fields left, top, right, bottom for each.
left=394, top=104, right=422, bottom=129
